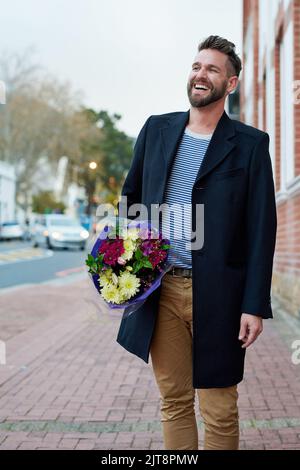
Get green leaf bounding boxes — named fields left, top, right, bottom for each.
left=142, top=259, right=153, bottom=269
left=132, top=260, right=143, bottom=274
left=94, top=254, right=104, bottom=268
left=161, top=244, right=170, bottom=250
left=86, top=253, right=95, bottom=264
left=135, top=249, right=143, bottom=260
left=85, top=259, right=94, bottom=268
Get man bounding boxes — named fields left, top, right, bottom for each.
left=117, top=35, right=277, bottom=450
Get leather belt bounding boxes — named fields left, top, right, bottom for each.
left=166, top=267, right=192, bottom=278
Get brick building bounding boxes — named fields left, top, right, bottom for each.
left=241, top=0, right=300, bottom=317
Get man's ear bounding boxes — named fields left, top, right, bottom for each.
left=227, top=76, right=239, bottom=95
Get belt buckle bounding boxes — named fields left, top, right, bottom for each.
left=173, top=267, right=191, bottom=278
left=167, top=267, right=192, bottom=278
left=171, top=267, right=179, bottom=277
left=169, top=267, right=179, bottom=277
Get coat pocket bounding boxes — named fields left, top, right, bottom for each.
left=214, top=167, right=245, bottom=181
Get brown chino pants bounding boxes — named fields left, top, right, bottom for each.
left=150, top=274, right=239, bottom=450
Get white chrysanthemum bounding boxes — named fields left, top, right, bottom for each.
left=99, top=268, right=113, bottom=287
left=99, top=276, right=110, bottom=288
left=124, top=239, right=135, bottom=252
left=119, top=272, right=140, bottom=300
left=101, top=283, right=122, bottom=304
left=103, top=268, right=113, bottom=279
left=121, top=239, right=135, bottom=261
left=122, top=251, right=133, bottom=261
left=126, top=227, right=140, bottom=241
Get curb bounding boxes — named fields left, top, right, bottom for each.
left=0, top=272, right=88, bottom=295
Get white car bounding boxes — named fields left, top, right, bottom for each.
left=0, top=221, right=24, bottom=240
left=33, top=215, right=89, bottom=250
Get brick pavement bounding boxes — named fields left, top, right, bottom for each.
left=0, top=275, right=300, bottom=450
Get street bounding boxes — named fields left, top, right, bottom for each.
left=0, top=240, right=300, bottom=450
left=0, top=276, right=300, bottom=449
left=0, top=239, right=91, bottom=289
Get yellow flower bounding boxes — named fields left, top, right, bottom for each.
left=119, top=272, right=140, bottom=300
left=126, top=227, right=140, bottom=241
left=101, top=283, right=122, bottom=304
left=124, top=239, right=134, bottom=252
left=99, top=268, right=113, bottom=287
left=121, top=239, right=135, bottom=261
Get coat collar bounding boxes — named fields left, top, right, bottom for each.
left=160, top=109, right=236, bottom=188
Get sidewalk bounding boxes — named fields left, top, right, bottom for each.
left=0, top=275, right=300, bottom=450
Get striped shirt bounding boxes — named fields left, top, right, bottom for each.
left=161, top=127, right=212, bottom=268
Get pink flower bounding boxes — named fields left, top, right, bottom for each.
left=117, top=256, right=126, bottom=265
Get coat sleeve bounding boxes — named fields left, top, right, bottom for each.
left=241, top=133, right=277, bottom=319
left=117, top=116, right=152, bottom=219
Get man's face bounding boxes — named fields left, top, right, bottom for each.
left=187, top=49, right=235, bottom=108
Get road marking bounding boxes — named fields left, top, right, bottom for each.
left=0, top=248, right=53, bottom=265
left=55, top=266, right=86, bottom=277
left=0, top=417, right=299, bottom=434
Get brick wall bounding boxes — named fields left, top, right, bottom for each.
left=242, top=0, right=300, bottom=317
left=295, top=0, right=300, bottom=176
left=273, top=1, right=300, bottom=317
left=240, top=0, right=259, bottom=124
left=274, top=30, right=282, bottom=192
left=274, top=195, right=300, bottom=315
left=253, top=0, right=260, bottom=128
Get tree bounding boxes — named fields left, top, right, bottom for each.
left=74, top=109, right=134, bottom=207
left=67, top=108, right=104, bottom=215
left=0, top=51, right=135, bottom=216
left=31, top=191, right=66, bottom=214
left=0, top=50, right=88, bottom=212
left=97, top=110, right=134, bottom=198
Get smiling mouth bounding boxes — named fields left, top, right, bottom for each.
left=193, top=83, right=210, bottom=91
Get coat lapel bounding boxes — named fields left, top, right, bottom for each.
left=158, top=111, right=190, bottom=203
left=159, top=109, right=236, bottom=202
left=160, top=111, right=190, bottom=166
left=194, top=110, right=236, bottom=185
left=156, top=111, right=235, bottom=203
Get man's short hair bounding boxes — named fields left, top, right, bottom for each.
left=198, top=35, right=242, bottom=78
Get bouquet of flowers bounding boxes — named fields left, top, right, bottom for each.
left=85, top=219, right=170, bottom=315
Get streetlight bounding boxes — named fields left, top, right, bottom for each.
left=89, top=161, right=97, bottom=170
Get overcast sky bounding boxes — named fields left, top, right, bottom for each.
left=1, top=0, right=242, bottom=137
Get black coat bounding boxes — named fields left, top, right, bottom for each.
left=116, top=110, right=277, bottom=388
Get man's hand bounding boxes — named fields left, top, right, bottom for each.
left=238, top=313, right=263, bottom=349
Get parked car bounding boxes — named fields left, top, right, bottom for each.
left=22, top=217, right=32, bottom=241
left=32, top=214, right=89, bottom=250
left=0, top=221, right=24, bottom=240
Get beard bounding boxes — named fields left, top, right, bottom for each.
left=187, top=79, right=228, bottom=108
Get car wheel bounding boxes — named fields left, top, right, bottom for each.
left=46, top=237, right=52, bottom=249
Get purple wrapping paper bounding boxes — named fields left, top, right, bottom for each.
left=89, top=219, right=171, bottom=311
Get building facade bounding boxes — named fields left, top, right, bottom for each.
left=241, top=0, right=300, bottom=317
left=0, top=161, right=16, bottom=224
